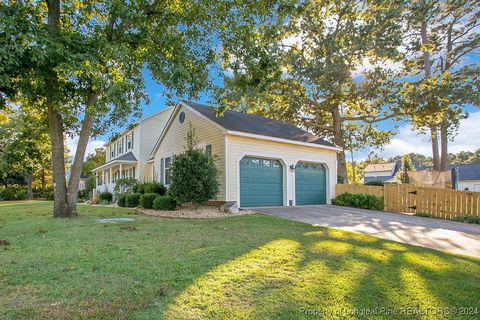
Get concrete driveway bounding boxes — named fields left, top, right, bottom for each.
left=253, top=205, right=480, bottom=258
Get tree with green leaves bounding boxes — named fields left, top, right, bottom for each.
left=388, top=153, right=433, bottom=168
left=399, top=0, right=480, bottom=171
left=448, top=149, right=480, bottom=164
left=82, top=148, right=105, bottom=178
left=0, top=104, right=51, bottom=199
left=1, top=0, right=275, bottom=217
left=395, top=154, right=415, bottom=183
left=344, top=122, right=394, bottom=183
left=81, top=147, right=105, bottom=198
left=218, top=0, right=404, bottom=181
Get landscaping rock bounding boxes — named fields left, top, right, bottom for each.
left=220, top=201, right=239, bottom=214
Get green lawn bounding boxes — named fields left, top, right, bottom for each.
left=0, top=201, right=479, bottom=319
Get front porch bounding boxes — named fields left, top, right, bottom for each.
left=93, top=160, right=137, bottom=195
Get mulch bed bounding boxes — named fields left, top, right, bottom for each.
left=137, top=206, right=254, bottom=219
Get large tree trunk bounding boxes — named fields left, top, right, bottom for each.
left=430, top=126, right=440, bottom=171
left=47, top=0, right=71, bottom=217
left=332, top=108, right=347, bottom=182
left=41, top=168, right=46, bottom=192
left=47, top=102, right=70, bottom=217
left=66, top=92, right=97, bottom=215
left=26, top=172, right=33, bottom=200
left=440, top=118, right=449, bottom=171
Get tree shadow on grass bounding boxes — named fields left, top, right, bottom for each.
left=2, top=206, right=479, bottom=320
left=153, top=225, right=480, bottom=320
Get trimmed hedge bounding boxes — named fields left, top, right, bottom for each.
left=99, top=192, right=113, bottom=204
left=140, top=193, right=158, bottom=209
left=153, top=195, right=176, bottom=211
left=125, top=193, right=141, bottom=207
left=117, top=194, right=127, bottom=207
left=332, top=192, right=383, bottom=211
left=134, top=182, right=167, bottom=195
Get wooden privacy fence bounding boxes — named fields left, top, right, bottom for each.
left=335, top=184, right=480, bottom=219
left=335, top=184, right=384, bottom=197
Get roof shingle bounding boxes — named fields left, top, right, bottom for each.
left=183, top=100, right=335, bottom=147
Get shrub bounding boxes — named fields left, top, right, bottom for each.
left=168, top=125, right=219, bottom=205
left=125, top=193, right=141, bottom=207
left=99, top=192, right=113, bottom=204
left=117, top=193, right=127, bottom=207
left=364, top=180, right=384, bottom=186
left=113, top=178, right=138, bottom=194
left=145, top=182, right=167, bottom=195
left=77, top=189, right=87, bottom=200
left=134, top=182, right=166, bottom=195
left=0, top=185, right=27, bottom=200
left=453, top=215, right=480, bottom=224
left=332, top=192, right=383, bottom=211
left=153, top=195, right=176, bottom=211
left=140, top=193, right=158, bottom=209
left=133, top=183, right=144, bottom=194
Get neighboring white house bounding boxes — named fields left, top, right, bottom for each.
left=454, top=164, right=480, bottom=192
left=93, top=100, right=341, bottom=207
left=78, top=174, right=88, bottom=191
left=92, top=107, right=173, bottom=194
left=363, top=163, right=399, bottom=183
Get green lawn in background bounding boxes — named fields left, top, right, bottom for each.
left=0, top=201, right=479, bottom=319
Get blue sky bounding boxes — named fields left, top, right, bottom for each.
left=68, top=66, right=480, bottom=162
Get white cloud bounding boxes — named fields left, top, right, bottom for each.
left=352, top=57, right=403, bottom=77
left=66, top=136, right=105, bottom=159
left=372, top=112, right=480, bottom=159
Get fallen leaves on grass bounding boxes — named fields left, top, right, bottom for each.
left=0, top=239, right=10, bottom=246
left=121, top=224, right=137, bottom=232
left=62, top=266, right=77, bottom=272
left=157, top=287, right=166, bottom=297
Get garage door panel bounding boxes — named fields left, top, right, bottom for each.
left=295, top=162, right=326, bottom=205
left=240, top=157, right=283, bottom=207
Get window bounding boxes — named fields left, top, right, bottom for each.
left=160, top=158, right=164, bottom=183
left=127, top=132, right=133, bottom=149
left=164, top=157, right=172, bottom=185
left=117, top=141, right=121, bottom=155
left=179, top=111, right=185, bottom=123
left=205, top=144, right=212, bottom=158
left=110, top=146, right=114, bottom=158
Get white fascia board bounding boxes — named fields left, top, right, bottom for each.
left=225, top=130, right=342, bottom=152
left=91, top=160, right=137, bottom=172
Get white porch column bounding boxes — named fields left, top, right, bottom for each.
left=109, top=167, right=112, bottom=184
left=119, top=163, right=123, bottom=178
left=102, top=170, right=105, bottom=189
left=95, top=172, right=98, bottom=188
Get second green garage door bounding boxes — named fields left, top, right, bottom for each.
left=295, top=162, right=327, bottom=205
left=240, top=157, right=283, bottom=207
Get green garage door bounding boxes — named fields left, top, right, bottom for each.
left=295, top=162, right=326, bottom=205
left=240, top=157, right=283, bottom=207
